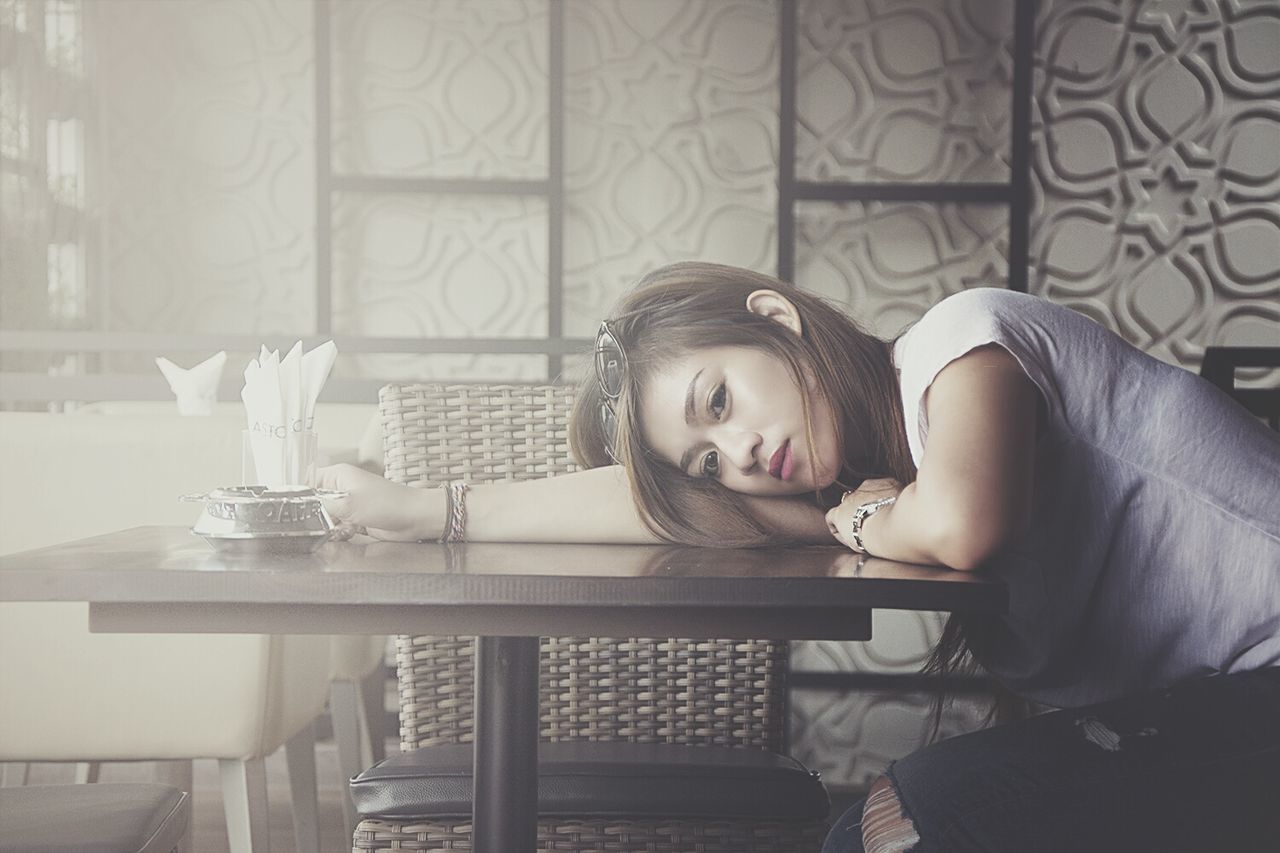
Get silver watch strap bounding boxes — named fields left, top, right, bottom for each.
left=850, top=495, right=896, bottom=553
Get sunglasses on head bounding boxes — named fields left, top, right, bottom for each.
left=594, top=320, right=626, bottom=464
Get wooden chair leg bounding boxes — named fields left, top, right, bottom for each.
left=73, top=761, right=100, bottom=783
left=1, top=762, right=29, bottom=787
left=219, top=757, right=270, bottom=853
left=330, top=679, right=362, bottom=839
left=285, top=723, right=321, bottom=853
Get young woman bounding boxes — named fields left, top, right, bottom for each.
left=319, top=262, right=1280, bottom=852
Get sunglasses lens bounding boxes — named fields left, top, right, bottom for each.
left=595, top=327, right=625, bottom=398
left=599, top=401, right=621, bottom=464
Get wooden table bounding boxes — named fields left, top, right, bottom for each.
left=0, top=526, right=1006, bottom=853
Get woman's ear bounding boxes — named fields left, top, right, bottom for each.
left=745, top=289, right=803, bottom=337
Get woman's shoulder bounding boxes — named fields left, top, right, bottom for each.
left=892, top=289, right=1074, bottom=464
left=897, top=289, right=1098, bottom=367
left=910, top=287, right=1058, bottom=333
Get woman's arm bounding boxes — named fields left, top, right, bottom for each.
left=745, top=494, right=835, bottom=543
left=851, top=344, right=1040, bottom=569
left=316, top=463, right=664, bottom=544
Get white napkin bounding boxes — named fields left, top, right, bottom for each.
left=155, top=351, right=226, bottom=416
left=241, top=341, right=338, bottom=486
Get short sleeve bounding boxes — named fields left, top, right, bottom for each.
left=892, top=288, right=1061, bottom=466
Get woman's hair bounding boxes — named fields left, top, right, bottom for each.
left=568, top=260, right=1025, bottom=735
left=569, top=261, right=915, bottom=548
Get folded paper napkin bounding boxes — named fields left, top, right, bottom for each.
left=241, top=340, right=337, bottom=487
left=156, top=351, right=227, bottom=416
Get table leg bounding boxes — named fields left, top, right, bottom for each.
left=473, top=635, right=540, bottom=853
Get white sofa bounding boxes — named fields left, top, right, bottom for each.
left=0, top=403, right=386, bottom=851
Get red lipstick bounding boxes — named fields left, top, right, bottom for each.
left=768, top=440, right=790, bottom=479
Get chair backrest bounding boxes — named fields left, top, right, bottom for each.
left=380, top=383, right=789, bottom=752
left=1199, top=346, right=1280, bottom=432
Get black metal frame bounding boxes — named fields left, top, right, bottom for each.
left=1200, top=346, right=1280, bottom=430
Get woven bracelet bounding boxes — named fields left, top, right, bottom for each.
left=435, top=482, right=456, bottom=544
left=442, top=481, right=470, bottom=543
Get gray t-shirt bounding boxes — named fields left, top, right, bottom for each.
left=893, top=288, right=1280, bottom=708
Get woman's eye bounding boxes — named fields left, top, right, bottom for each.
left=700, top=451, right=720, bottom=478
left=709, top=383, right=726, bottom=419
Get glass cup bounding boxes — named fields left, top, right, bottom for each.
left=242, top=428, right=318, bottom=488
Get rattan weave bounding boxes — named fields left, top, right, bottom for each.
left=353, top=818, right=828, bottom=852
left=357, top=383, right=822, bottom=853
left=396, top=634, right=788, bottom=749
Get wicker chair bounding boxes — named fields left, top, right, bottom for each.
left=351, top=383, right=829, bottom=852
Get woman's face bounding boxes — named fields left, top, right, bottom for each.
left=638, top=344, right=842, bottom=496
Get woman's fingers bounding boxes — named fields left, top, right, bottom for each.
left=318, top=490, right=352, bottom=521
left=825, top=506, right=846, bottom=545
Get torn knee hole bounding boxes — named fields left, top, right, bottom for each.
left=862, top=774, right=922, bottom=853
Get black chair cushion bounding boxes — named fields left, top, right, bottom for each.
left=351, top=741, right=830, bottom=822
left=0, top=783, right=189, bottom=853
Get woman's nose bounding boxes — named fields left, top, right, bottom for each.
left=718, top=429, right=763, bottom=473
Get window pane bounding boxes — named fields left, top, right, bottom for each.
left=94, top=0, right=316, bottom=337
left=331, top=0, right=549, bottom=178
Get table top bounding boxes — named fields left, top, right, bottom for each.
left=0, top=526, right=1006, bottom=639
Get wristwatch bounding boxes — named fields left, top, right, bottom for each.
left=849, top=495, right=896, bottom=554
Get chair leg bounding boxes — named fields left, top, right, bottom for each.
left=330, top=679, right=362, bottom=840
left=360, top=666, right=388, bottom=765
left=155, top=760, right=194, bottom=853
left=73, top=761, right=100, bottom=783
left=285, top=723, right=321, bottom=853
left=1, top=762, right=29, bottom=786
left=219, top=757, right=270, bottom=853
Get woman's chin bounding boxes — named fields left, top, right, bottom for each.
left=811, top=465, right=840, bottom=491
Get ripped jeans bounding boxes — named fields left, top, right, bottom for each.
left=821, top=666, right=1280, bottom=853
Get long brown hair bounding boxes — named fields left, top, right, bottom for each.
left=568, top=261, right=1016, bottom=734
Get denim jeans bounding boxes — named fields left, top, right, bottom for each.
left=821, top=666, right=1280, bottom=853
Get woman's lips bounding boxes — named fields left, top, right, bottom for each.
left=769, top=439, right=792, bottom=480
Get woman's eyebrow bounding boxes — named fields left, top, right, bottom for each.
left=679, top=368, right=706, bottom=473
left=684, top=368, right=705, bottom=427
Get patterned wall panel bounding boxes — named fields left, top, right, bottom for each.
left=794, top=199, right=1009, bottom=337
left=330, top=0, right=548, bottom=178
left=331, top=191, right=548, bottom=380
left=791, top=688, right=991, bottom=788
left=796, top=0, right=1014, bottom=183
left=90, top=0, right=315, bottom=362
left=1030, top=0, right=1280, bottom=370
left=561, top=0, right=780, bottom=335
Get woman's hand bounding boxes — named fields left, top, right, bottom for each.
left=313, top=464, right=439, bottom=542
left=824, top=477, right=904, bottom=552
